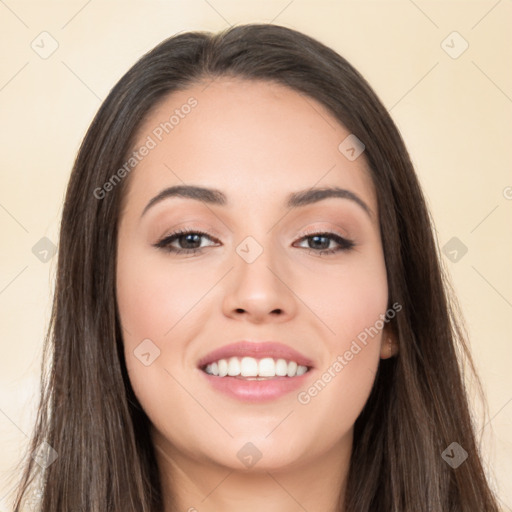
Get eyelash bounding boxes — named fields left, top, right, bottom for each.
left=154, top=228, right=355, bottom=257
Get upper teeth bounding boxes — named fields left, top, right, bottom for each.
left=203, top=357, right=309, bottom=378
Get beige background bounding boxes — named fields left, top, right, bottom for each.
left=1, top=1, right=511, bottom=510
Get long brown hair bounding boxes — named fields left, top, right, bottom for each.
left=13, top=23, right=499, bottom=511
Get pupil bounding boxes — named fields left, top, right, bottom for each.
left=310, top=235, right=329, bottom=250
left=181, top=234, right=201, bottom=248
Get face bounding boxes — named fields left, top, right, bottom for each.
left=116, top=78, right=395, bottom=473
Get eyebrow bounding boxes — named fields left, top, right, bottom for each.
left=141, top=185, right=373, bottom=218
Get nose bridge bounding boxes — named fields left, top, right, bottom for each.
left=235, top=233, right=283, bottom=295
left=222, top=231, right=296, bottom=319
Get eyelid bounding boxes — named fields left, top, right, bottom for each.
left=294, top=224, right=352, bottom=241
left=155, top=221, right=221, bottom=240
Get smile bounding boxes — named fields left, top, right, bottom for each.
left=202, top=356, right=309, bottom=378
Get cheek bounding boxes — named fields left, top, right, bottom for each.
left=115, top=243, right=193, bottom=386
left=303, top=251, right=388, bottom=349
left=330, top=268, right=387, bottom=344
left=116, top=245, right=216, bottom=344
left=116, top=246, right=211, bottom=444
left=294, top=254, right=387, bottom=426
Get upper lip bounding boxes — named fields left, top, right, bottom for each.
left=197, top=341, right=315, bottom=369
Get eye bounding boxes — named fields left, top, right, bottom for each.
left=294, top=231, right=355, bottom=256
left=154, top=229, right=355, bottom=257
left=154, top=229, right=219, bottom=255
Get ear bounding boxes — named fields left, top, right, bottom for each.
left=380, top=324, right=399, bottom=359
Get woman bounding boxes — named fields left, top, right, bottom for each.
left=13, top=23, right=500, bottom=511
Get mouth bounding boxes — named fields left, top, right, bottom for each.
left=197, top=341, right=315, bottom=402
left=201, top=356, right=311, bottom=379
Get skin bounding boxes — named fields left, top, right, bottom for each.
left=116, top=78, right=398, bottom=512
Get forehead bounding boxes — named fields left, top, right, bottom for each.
left=123, top=78, right=377, bottom=217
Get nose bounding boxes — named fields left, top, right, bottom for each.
left=222, top=243, right=298, bottom=324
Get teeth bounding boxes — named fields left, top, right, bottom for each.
left=296, top=364, right=307, bottom=376
left=227, top=357, right=241, bottom=376
left=218, top=358, right=228, bottom=377
left=240, top=357, right=258, bottom=377
left=203, top=356, right=309, bottom=378
left=287, top=361, right=297, bottom=377
left=258, top=357, right=275, bottom=377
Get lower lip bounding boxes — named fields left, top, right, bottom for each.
left=199, top=370, right=313, bottom=403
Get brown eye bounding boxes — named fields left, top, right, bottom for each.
left=154, top=230, right=219, bottom=254
left=294, top=232, right=355, bottom=256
